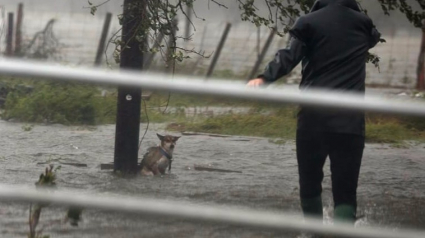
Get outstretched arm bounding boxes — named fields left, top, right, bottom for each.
left=367, top=17, right=381, bottom=49
left=369, top=27, right=381, bottom=49
left=247, top=38, right=306, bottom=87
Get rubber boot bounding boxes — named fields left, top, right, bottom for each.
left=301, top=196, right=323, bottom=218
left=299, top=196, right=324, bottom=238
left=334, top=204, right=356, bottom=223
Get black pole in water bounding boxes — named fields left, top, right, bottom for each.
left=206, top=23, right=231, bottom=79
left=94, top=12, right=112, bottom=66
left=248, top=28, right=276, bottom=80
left=6, top=12, right=14, bottom=56
left=114, top=0, right=145, bottom=175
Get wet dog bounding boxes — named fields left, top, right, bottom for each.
left=140, top=133, right=180, bottom=176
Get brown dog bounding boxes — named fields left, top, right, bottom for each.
left=140, top=133, right=180, bottom=176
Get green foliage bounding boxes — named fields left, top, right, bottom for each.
left=22, top=124, right=34, bottom=132
left=28, top=165, right=83, bottom=237
left=2, top=80, right=116, bottom=125
left=29, top=165, right=60, bottom=238
left=35, top=165, right=60, bottom=188
left=377, top=0, right=425, bottom=27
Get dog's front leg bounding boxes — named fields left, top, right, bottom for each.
left=141, top=167, right=154, bottom=176
left=151, top=164, right=161, bottom=175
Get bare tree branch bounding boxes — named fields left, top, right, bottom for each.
left=172, top=46, right=212, bottom=58
left=209, top=0, right=228, bottom=9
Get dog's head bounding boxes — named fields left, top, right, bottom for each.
left=157, top=133, right=180, bottom=152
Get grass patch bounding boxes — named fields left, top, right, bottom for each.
left=2, top=76, right=425, bottom=144
left=179, top=107, right=297, bottom=139
left=167, top=107, right=425, bottom=144
left=365, top=113, right=425, bottom=143
left=1, top=78, right=116, bottom=125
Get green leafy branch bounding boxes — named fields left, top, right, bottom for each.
left=28, top=165, right=82, bottom=238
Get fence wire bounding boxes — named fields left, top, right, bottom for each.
left=0, top=58, right=425, bottom=238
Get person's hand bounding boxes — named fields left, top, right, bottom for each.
left=246, top=78, right=265, bottom=87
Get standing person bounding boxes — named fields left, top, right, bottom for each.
left=247, top=0, right=381, bottom=223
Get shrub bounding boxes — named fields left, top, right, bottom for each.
left=2, top=80, right=116, bottom=125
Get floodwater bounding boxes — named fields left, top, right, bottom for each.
left=0, top=121, right=424, bottom=237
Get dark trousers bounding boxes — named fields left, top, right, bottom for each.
left=296, top=130, right=364, bottom=208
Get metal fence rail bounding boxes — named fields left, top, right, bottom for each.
left=0, top=58, right=425, bottom=238
left=0, top=185, right=424, bottom=238
left=0, top=59, right=425, bottom=117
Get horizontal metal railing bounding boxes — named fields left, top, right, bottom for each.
left=0, top=58, right=424, bottom=117
left=0, top=185, right=423, bottom=238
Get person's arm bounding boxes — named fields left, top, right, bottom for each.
left=247, top=37, right=306, bottom=87
left=369, top=27, right=381, bottom=48
left=367, top=18, right=381, bottom=49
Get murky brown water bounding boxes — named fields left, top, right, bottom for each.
left=0, top=121, right=424, bottom=237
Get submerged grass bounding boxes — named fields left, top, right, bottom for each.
left=177, top=107, right=298, bottom=139
left=166, top=105, right=425, bottom=144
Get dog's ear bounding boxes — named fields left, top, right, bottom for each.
left=173, top=136, right=181, bottom=142
left=157, top=133, right=165, bottom=141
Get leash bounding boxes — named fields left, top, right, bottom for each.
left=159, top=147, right=173, bottom=171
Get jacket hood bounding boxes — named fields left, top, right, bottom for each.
left=310, top=0, right=361, bottom=12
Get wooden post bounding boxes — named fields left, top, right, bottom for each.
left=144, top=32, right=164, bottom=69
left=184, top=4, right=192, bottom=43
left=248, top=27, right=276, bottom=80
left=6, top=12, right=14, bottom=56
left=192, top=24, right=208, bottom=71
left=114, top=0, right=145, bottom=175
left=417, top=20, right=425, bottom=91
left=206, top=23, right=231, bottom=78
left=165, top=19, right=178, bottom=73
left=257, top=27, right=261, bottom=58
left=94, top=12, right=112, bottom=66
left=15, top=3, right=23, bottom=56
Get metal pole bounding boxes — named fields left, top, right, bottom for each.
left=248, top=27, right=276, bottom=80
left=417, top=20, right=425, bottom=91
left=6, top=12, right=14, bottom=56
left=14, top=3, right=23, bottom=56
left=206, top=23, right=231, bottom=78
left=114, top=0, right=145, bottom=174
left=94, top=12, right=112, bottom=66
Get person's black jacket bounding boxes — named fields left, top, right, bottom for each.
left=259, top=0, right=381, bottom=136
